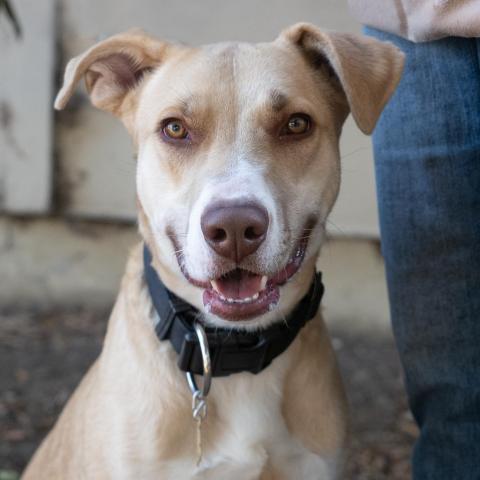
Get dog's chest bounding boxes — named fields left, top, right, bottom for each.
left=189, top=397, right=333, bottom=480
left=157, top=361, right=334, bottom=480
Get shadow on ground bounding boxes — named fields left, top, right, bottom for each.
left=0, top=310, right=417, bottom=479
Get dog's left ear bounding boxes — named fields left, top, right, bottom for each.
left=54, top=30, right=169, bottom=118
left=278, top=23, right=405, bottom=134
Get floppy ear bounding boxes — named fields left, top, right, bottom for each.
left=54, top=30, right=169, bottom=116
left=279, top=23, right=405, bottom=134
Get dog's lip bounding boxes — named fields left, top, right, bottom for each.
left=203, top=284, right=280, bottom=321
left=202, top=236, right=308, bottom=321
left=209, top=273, right=268, bottom=302
left=169, top=229, right=310, bottom=321
left=173, top=230, right=309, bottom=291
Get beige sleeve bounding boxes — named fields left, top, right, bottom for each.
left=348, top=0, right=480, bottom=42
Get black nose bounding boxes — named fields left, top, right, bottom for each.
left=201, top=201, right=269, bottom=263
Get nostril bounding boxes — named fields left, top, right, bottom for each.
left=212, top=228, right=227, bottom=243
left=201, top=201, right=269, bottom=262
left=244, top=226, right=263, bottom=241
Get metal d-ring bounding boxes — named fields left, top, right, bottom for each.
left=186, top=322, right=212, bottom=399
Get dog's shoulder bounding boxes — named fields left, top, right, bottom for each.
left=282, top=315, right=348, bottom=458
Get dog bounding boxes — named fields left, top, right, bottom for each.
left=22, top=23, right=403, bottom=480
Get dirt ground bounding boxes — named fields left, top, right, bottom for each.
left=0, top=309, right=417, bottom=479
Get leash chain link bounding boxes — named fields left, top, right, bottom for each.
left=192, top=390, right=208, bottom=466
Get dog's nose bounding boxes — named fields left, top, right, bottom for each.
left=201, top=202, right=269, bottom=263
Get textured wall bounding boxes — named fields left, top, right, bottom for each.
left=0, top=0, right=55, bottom=213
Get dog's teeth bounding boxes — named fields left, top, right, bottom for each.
left=220, top=292, right=263, bottom=304
left=211, top=280, right=220, bottom=292
left=260, top=276, right=268, bottom=291
left=220, top=295, right=260, bottom=304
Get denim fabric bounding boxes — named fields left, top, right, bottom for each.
left=364, top=28, right=480, bottom=479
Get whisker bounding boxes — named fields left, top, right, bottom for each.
left=340, top=146, right=369, bottom=160
left=325, top=219, right=346, bottom=236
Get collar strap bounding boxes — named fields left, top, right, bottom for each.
left=143, top=245, right=324, bottom=377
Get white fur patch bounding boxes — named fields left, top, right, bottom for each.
left=119, top=342, right=338, bottom=480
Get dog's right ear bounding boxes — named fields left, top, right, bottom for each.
left=278, top=23, right=404, bottom=135
left=55, top=30, right=169, bottom=117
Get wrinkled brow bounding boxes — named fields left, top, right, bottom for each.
left=177, top=96, right=197, bottom=118
left=168, top=92, right=203, bottom=118
left=174, top=90, right=289, bottom=117
left=269, top=89, right=289, bottom=112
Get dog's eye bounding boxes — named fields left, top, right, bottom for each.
left=162, top=119, right=188, bottom=140
left=282, top=114, right=311, bottom=136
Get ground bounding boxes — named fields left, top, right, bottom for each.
left=0, top=309, right=417, bottom=479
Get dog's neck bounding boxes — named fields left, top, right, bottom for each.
left=143, top=243, right=325, bottom=379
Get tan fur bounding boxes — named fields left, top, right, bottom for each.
left=280, top=23, right=405, bottom=134
left=24, top=23, right=403, bottom=479
left=282, top=317, right=349, bottom=455
left=23, top=247, right=345, bottom=479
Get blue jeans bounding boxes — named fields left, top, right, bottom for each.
left=365, top=28, right=480, bottom=478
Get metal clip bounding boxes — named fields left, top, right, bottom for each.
left=186, top=322, right=211, bottom=466
left=186, top=322, right=212, bottom=398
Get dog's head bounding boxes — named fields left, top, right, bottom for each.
left=56, top=24, right=403, bottom=329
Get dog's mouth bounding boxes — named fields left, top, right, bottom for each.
left=203, top=239, right=306, bottom=320
left=174, top=230, right=310, bottom=321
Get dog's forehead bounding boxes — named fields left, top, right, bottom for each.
left=140, top=40, right=315, bottom=119
left=214, top=41, right=314, bottom=95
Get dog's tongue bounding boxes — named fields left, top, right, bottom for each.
left=213, top=269, right=264, bottom=299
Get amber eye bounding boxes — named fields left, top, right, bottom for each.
left=283, top=114, right=311, bottom=135
left=162, top=119, right=188, bottom=140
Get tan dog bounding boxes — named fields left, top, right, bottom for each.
left=23, top=23, right=403, bottom=480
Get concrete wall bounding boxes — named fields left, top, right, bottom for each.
left=0, top=0, right=55, bottom=214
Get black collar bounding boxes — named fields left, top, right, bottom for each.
left=143, top=245, right=324, bottom=377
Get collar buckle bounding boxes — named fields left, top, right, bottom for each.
left=178, top=331, right=271, bottom=377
